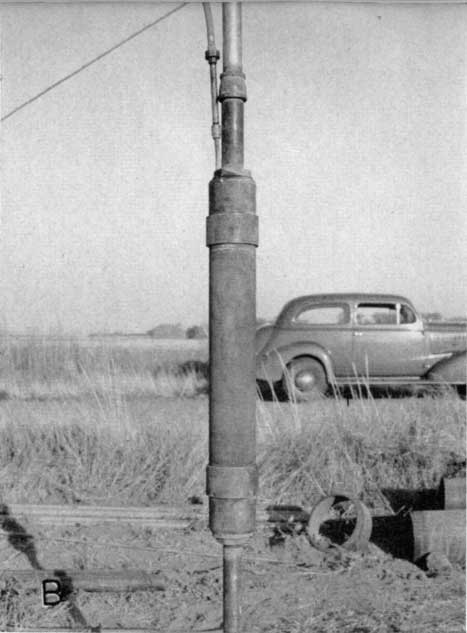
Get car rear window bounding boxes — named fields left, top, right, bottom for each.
left=294, top=305, right=349, bottom=325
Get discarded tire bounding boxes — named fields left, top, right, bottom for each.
left=438, top=477, right=466, bottom=510
left=306, top=494, right=372, bottom=552
left=411, top=509, right=466, bottom=564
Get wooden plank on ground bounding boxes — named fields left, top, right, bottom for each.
left=1, top=503, right=311, bottom=528
left=2, top=504, right=200, bottom=529
left=9, top=629, right=222, bottom=633
left=0, top=569, right=165, bottom=592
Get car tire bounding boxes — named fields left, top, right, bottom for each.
left=282, top=357, right=328, bottom=401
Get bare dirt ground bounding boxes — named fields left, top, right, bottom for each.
left=1, top=507, right=465, bottom=633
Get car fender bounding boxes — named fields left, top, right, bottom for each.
left=256, top=342, right=334, bottom=384
left=426, top=351, right=467, bottom=385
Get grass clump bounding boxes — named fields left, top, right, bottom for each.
left=0, top=413, right=206, bottom=506
left=257, top=392, right=465, bottom=508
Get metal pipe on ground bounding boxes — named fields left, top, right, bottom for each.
left=438, top=477, right=466, bottom=510
left=1, top=503, right=197, bottom=529
left=0, top=570, right=165, bottom=593
left=411, top=509, right=466, bottom=564
left=1, top=503, right=308, bottom=528
left=13, top=629, right=222, bottom=633
left=206, top=4, right=258, bottom=633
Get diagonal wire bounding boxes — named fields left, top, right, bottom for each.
left=1, top=3, right=186, bottom=122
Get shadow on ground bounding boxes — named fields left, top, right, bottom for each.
left=256, top=379, right=461, bottom=402
left=0, top=503, right=90, bottom=629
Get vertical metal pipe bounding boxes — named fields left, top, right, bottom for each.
left=206, top=3, right=258, bottom=633
left=223, top=3, right=242, bottom=72
left=221, top=4, right=244, bottom=170
left=209, top=60, right=222, bottom=170
left=223, top=545, right=242, bottom=633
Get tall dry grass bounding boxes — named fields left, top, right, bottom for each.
left=0, top=336, right=208, bottom=400
left=0, top=420, right=206, bottom=506
left=0, top=394, right=464, bottom=509
left=256, top=391, right=465, bottom=508
left=0, top=335, right=464, bottom=509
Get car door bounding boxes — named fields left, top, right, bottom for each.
left=288, top=302, right=354, bottom=377
left=352, top=302, right=427, bottom=377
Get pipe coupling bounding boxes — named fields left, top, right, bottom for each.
left=209, top=172, right=256, bottom=215
left=207, top=466, right=258, bottom=542
left=218, top=71, right=247, bottom=101
left=206, top=212, right=258, bottom=247
left=209, top=498, right=256, bottom=543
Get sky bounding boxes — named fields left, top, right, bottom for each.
left=1, top=1, right=466, bottom=334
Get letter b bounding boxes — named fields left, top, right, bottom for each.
left=42, top=578, right=62, bottom=607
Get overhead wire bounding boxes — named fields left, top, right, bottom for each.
left=1, top=3, right=186, bottom=123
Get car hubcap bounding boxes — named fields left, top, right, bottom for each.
left=295, top=370, right=316, bottom=391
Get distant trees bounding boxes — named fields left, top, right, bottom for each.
left=421, top=313, right=467, bottom=323
left=421, top=312, right=443, bottom=322
left=147, top=319, right=268, bottom=340
left=186, top=325, right=208, bottom=339
left=146, top=323, right=185, bottom=339
left=186, top=319, right=268, bottom=338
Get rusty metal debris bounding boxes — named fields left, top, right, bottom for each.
left=438, top=476, right=466, bottom=510
left=411, top=509, right=465, bottom=564
left=306, top=494, right=372, bottom=552
left=273, top=478, right=466, bottom=568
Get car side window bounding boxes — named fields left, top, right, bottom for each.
left=355, top=303, right=397, bottom=325
left=295, top=305, right=349, bottom=325
left=400, top=304, right=416, bottom=324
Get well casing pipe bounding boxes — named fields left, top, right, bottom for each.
left=206, top=4, right=258, bottom=633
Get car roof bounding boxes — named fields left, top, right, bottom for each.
left=279, top=293, right=414, bottom=315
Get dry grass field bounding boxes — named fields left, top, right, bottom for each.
left=0, top=335, right=209, bottom=401
left=0, top=336, right=465, bottom=632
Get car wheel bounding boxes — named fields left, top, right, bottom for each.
left=282, top=357, right=328, bottom=401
